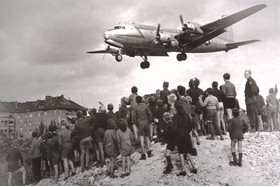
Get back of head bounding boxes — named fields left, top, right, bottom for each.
left=76, top=110, right=84, bottom=119
left=98, top=105, right=106, bottom=113
left=269, top=88, right=274, bottom=93
left=121, top=97, right=129, bottom=106
left=131, top=86, right=138, bottom=94
left=206, top=88, right=213, bottom=95
left=232, top=108, right=240, bottom=117
left=89, top=108, right=97, bottom=116
left=212, top=81, right=218, bottom=88
left=174, top=100, right=184, bottom=113
left=177, top=85, right=186, bottom=96
left=60, top=118, right=69, bottom=128
left=223, top=73, right=230, bottom=80
left=163, top=81, right=169, bottom=89
left=117, top=118, right=127, bottom=132
left=107, top=103, right=114, bottom=111
left=136, top=96, right=143, bottom=104
left=188, top=79, right=194, bottom=88
left=148, top=96, right=156, bottom=105
left=193, top=78, right=200, bottom=87
left=107, top=119, right=116, bottom=130
left=32, top=131, right=38, bottom=138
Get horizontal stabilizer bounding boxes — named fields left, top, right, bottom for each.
left=87, top=50, right=108, bottom=54
left=226, top=39, right=260, bottom=49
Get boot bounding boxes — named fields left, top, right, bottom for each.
left=163, top=156, right=173, bottom=174
left=140, top=153, right=146, bottom=160
left=238, top=153, right=243, bottom=167
left=229, top=152, right=237, bottom=166
left=147, top=150, right=153, bottom=157
left=206, top=136, right=215, bottom=140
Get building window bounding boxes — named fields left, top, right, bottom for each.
left=44, top=112, right=47, bottom=116
left=38, top=113, right=40, bottom=117
left=29, top=114, right=33, bottom=118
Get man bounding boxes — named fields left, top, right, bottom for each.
left=222, top=73, right=237, bottom=120
left=266, top=85, right=278, bottom=131
left=244, top=70, right=259, bottom=132
left=6, top=142, right=26, bottom=186
left=73, top=110, right=92, bottom=171
left=134, top=96, right=153, bottom=160
left=160, top=81, right=172, bottom=107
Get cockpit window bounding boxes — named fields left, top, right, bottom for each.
left=113, top=26, right=125, bottom=29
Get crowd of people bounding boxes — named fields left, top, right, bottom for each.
left=6, top=70, right=279, bottom=185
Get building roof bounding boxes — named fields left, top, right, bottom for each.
left=0, top=95, right=86, bottom=113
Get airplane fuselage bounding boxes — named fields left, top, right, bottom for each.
left=104, top=23, right=229, bottom=54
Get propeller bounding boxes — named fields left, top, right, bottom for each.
left=179, top=15, right=188, bottom=31
left=153, top=23, right=161, bottom=44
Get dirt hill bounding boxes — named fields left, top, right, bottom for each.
left=36, top=131, right=280, bottom=186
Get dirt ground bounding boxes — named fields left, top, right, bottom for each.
left=36, top=131, right=280, bottom=186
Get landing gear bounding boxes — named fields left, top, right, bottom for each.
left=115, top=54, right=122, bottom=62
left=140, top=56, right=150, bottom=69
left=176, top=52, right=187, bottom=61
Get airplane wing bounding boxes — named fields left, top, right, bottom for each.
left=87, top=50, right=108, bottom=54
left=87, top=47, right=119, bottom=55
left=175, top=4, right=267, bottom=51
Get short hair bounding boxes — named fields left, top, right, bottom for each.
left=244, top=70, right=252, bottom=75
left=193, top=78, right=200, bottom=87
left=232, top=108, right=240, bottom=117
left=269, top=88, right=274, bottom=93
left=188, top=79, right=194, bottom=88
left=163, top=81, right=169, bottom=88
left=117, top=118, right=127, bottom=132
left=89, top=108, right=97, bottom=116
left=174, top=100, right=184, bottom=112
left=136, top=96, right=142, bottom=103
left=212, top=81, right=218, bottom=88
left=107, top=119, right=116, bottom=130
left=76, top=110, right=84, bottom=118
left=98, top=105, right=106, bottom=113
left=223, top=73, right=230, bottom=80
left=156, top=99, right=163, bottom=106
left=131, top=86, right=138, bottom=94
left=46, top=131, right=53, bottom=139
left=148, top=96, right=156, bottom=105
left=60, top=118, right=68, bottom=126
left=206, top=88, right=213, bottom=95
left=107, top=103, right=114, bottom=111
left=177, top=85, right=186, bottom=96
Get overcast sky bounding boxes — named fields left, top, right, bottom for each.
left=0, top=0, right=279, bottom=110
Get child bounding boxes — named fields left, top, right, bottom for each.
left=116, top=118, right=134, bottom=178
left=104, top=119, right=119, bottom=178
left=228, top=108, right=249, bottom=167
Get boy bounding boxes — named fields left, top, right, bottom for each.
left=228, top=108, right=249, bottom=167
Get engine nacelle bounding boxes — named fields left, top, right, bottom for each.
left=185, top=22, right=203, bottom=34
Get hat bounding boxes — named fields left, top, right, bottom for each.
left=163, top=112, right=173, bottom=123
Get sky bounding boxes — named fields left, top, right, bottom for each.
left=0, top=0, right=279, bottom=110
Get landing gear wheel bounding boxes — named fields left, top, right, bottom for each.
left=140, top=62, right=146, bottom=69
left=176, top=53, right=187, bottom=61
left=181, top=53, right=187, bottom=60
left=140, top=61, right=150, bottom=69
left=177, top=54, right=183, bottom=61
left=115, top=54, right=122, bottom=62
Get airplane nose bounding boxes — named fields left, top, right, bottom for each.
left=104, top=31, right=110, bottom=40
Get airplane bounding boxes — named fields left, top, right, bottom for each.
left=87, top=4, right=267, bottom=69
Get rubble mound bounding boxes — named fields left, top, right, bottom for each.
left=36, top=131, right=280, bottom=186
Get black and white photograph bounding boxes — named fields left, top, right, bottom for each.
left=0, top=0, right=279, bottom=186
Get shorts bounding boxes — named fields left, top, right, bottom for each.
left=7, top=162, right=20, bottom=173
left=218, top=102, right=224, bottom=110
left=224, top=98, right=235, bottom=109
left=138, top=120, right=150, bottom=137
left=79, top=136, right=92, bottom=151
left=51, top=153, right=60, bottom=165
left=166, top=141, right=176, bottom=151
left=95, top=128, right=105, bottom=143
left=61, top=142, right=73, bottom=159
left=231, top=138, right=243, bottom=142
left=206, top=109, right=218, bottom=122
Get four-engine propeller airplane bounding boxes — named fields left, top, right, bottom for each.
left=87, top=4, right=267, bottom=69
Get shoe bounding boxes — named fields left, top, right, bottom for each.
left=71, top=171, right=76, bottom=176
left=190, top=168, right=197, bottom=174
left=140, top=153, right=146, bottom=160
left=163, top=166, right=172, bottom=174
left=191, top=148, right=197, bottom=156
left=147, top=150, right=153, bottom=158
left=125, top=172, right=130, bottom=176
left=222, top=132, right=227, bottom=135
left=229, top=161, right=237, bottom=166
left=220, top=136, right=224, bottom=140
left=120, top=173, right=126, bottom=178
left=197, top=141, right=201, bottom=145
left=177, top=171, right=186, bottom=176
left=206, top=136, right=215, bottom=140
left=110, top=174, right=118, bottom=178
